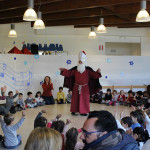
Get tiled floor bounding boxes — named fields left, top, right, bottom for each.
left=0, top=103, right=132, bottom=150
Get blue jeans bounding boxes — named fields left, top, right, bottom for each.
left=42, top=96, right=55, bottom=105
left=4, top=135, right=22, bottom=149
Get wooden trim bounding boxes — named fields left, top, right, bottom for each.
left=103, top=85, right=147, bottom=90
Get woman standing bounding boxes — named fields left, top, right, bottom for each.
left=42, top=76, right=55, bottom=105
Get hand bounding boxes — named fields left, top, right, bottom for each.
left=97, top=68, right=101, bottom=73
left=56, top=114, right=62, bottom=119
left=131, top=105, right=136, bottom=111
left=22, top=111, right=26, bottom=118
left=59, top=68, right=64, bottom=71
left=49, top=80, right=52, bottom=84
left=1, top=86, right=7, bottom=92
left=41, top=109, right=46, bottom=113
left=16, top=90, right=19, bottom=94
left=66, top=119, right=71, bottom=125
left=126, top=128, right=132, bottom=135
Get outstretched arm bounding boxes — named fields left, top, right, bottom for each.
left=89, top=68, right=102, bottom=79
left=60, top=68, right=75, bottom=77
left=12, top=111, right=25, bottom=130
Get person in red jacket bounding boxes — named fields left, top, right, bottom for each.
left=42, top=76, right=55, bottom=105
left=117, top=90, right=126, bottom=105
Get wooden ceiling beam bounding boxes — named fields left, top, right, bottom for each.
left=42, top=16, right=130, bottom=27
left=0, top=0, right=143, bottom=13
left=0, top=0, right=63, bottom=11
left=0, top=1, right=146, bottom=21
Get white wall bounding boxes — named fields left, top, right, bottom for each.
left=0, top=22, right=150, bottom=56
left=105, top=43, right=141, bottom=56
left=0, top=54, right=150, bottom=105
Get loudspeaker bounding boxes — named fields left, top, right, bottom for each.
left=31, top=44, right=38, bottom=54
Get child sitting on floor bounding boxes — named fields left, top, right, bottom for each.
left=16, top=93, right=26, bottom=111
left=7, top=90, right=19, bottom=114
left=136, top=91, right=143, bottom=106
left=117, top=90, right=126, bottom=105
left=104, top=88, right=112, bottom=105
left=130, top=111, right=142, bottom=130
left=127, top=90, right=136, bottom=106
left=0, top=111, right=26, bottom=149
left=109, top=90, right=117, bottom=106
left=57, top=87, right=65, bottom=104
left=143, top=91, right=148, bottom=108
left=35, top=91, right=45, bottom=106
left=65, top=127, right=84, bottom=150
left=66, top=90, right=72, bottom=103
left=34, top=109, right=47, bottom=128
left=90, top=86, right=103, bottom=104
left=133, top=127, right=149, bottom=150
left=26, top=92, right=37, bottom=108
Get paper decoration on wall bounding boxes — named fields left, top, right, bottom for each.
left=129, top=61, right=134, bottom=66
left=13, top=41, right=15, bottom=44
left=105, top=76, right=108, bottom=79
left=14, top=57, right=16, bottom=60
left=34, top=55, right=39, bottom=59
left=40, top=81, right=43, bottom=85
left=99, top=45, right=103, bottom=50
left=106, top=58, right=111, bottom=63
left=66, top=60, right=72, bottom=65
left=21, top=47, right=32, bottom=55
left=22, top=43, right=63, bottom=51
left=8, top=46, right=23, bottom=54
left=24, top=61, right=28, bottom=65
left=120, top=72, right=125, bottom=77
left=55, top=71, right=60, bottom=76
left=0, top=72, right=4, bottom=77
left=0, top=63, right=33, bottom=90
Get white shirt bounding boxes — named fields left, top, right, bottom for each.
left=144, top=112, right=150, bottom=137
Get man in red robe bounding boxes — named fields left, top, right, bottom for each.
left=60, top=51, right=102, bottom=116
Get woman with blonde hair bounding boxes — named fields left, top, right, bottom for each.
left=24, top=127, right=62, bottom=150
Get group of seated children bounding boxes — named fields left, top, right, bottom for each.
left=0, top=86, right=73, bottom=115
left=115, top=105, right=150, bottom=150
left=90, top=88, right=150, bottom=107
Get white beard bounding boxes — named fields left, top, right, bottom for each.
left=77, top=63, right=86, bottom=74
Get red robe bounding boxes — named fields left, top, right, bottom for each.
left=61, top=69, right=101, bottom=114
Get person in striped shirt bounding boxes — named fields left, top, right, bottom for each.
left=0, top=111, right=26, bottom=149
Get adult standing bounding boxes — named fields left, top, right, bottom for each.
left=60, top=51, right=102, bottom=116
left=42, top=76, right=55, bottom=105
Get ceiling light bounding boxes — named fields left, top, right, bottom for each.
left=88, top=26, right=97, bottom=39
left=97, top=18, right=107, bottom=33
left=8, top=24, right=17, bottom=38
left=33, top=11, right=45, bottom=29
left=23, top=0, right=37, bottom=21
left=136, top=0, right=150, bottom=22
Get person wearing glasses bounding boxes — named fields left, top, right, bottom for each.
left=80, top=110, right=139, bottom=150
